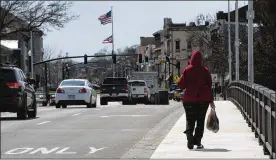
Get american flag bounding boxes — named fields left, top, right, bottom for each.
left=98, top=10, right=112, bottom=25
left=102, top=35, right=113, bottom=43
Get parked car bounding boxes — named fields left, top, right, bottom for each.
left=173, top=89, right=182, bottom=102
left=169, top=84, right=178, bottom=100
left=55, top=79, right=97, bottom=108
left=0, top=64, right=37, bottom=119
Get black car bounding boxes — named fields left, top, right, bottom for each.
left=100, top=77, right=129, bottom=105
left=0, top=64, right=37, bottom=119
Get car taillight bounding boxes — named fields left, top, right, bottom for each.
left=6, top=82, right=20, bottom=88
left=57, top=88, right=65, bottom=93
left=144, top=88, right=147, bottom=93
left=125, top=86, right=128, bottom=92
left=79, top=88, right=87, bottom=93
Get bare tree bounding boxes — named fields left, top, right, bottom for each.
left=187, top=13, right=229, bottom=92
left=42, top=45, right=57, bottom=60
left=0, top=1, right=79, bottom=38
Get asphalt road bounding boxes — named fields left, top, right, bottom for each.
left=1, top=96, right=184, bottom=159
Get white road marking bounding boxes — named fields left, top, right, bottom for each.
left=5, top=148, right=33, bottom=154
left=29, top=147, right=60, bottom=154
left=55, top=147, right=76, bottom=154
left=72, top=113, right=82, bottom=116
left=4, top=147, right=106, bottom=155
left=36, top=121, right=50, bottom=125
left=100, top=115, right=150, bottom=118
left=88, top=147, right=107, bottom=154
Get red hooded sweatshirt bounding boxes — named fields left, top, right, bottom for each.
left=178, top=50, right=213, bottom=103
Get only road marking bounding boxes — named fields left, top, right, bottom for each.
left=4, top=147, right=107, bottom=155
left=55, top=147, right=76, bottom=154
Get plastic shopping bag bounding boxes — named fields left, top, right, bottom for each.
left=206, top=108, right=219, bottom=133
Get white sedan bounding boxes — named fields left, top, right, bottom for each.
left=55, top=79, right=97, bottom=108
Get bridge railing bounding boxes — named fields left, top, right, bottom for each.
left=226, top=80, right=276, bottom=159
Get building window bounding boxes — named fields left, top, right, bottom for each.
left=175, top=40, right=180, bottom=52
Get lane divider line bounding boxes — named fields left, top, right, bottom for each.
left=36, top=121, right=50, bottom=125
left=72, top=113, right=82, bottom=116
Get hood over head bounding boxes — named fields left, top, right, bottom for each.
left=190, top=50, right=203, bottom=67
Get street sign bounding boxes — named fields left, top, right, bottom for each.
left=173, top=75, right=180, bottom=83
left=158, top=55, right=166, bottom=64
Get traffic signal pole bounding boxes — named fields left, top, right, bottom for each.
left=44, top=63, right=49, bottom=104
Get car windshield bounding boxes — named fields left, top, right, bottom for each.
left=129, top=81, right=146, bottom=86
left=61, top=80, right=85, bottom=86
left=103, top=78, right=127, bottom=84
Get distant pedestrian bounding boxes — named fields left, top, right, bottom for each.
left=178, top=50, right=215, bottom=150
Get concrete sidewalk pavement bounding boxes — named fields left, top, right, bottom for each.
left=150, top=101, right=268, bottom=159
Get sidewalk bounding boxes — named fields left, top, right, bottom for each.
left=150, top=101, right=268, bottom=159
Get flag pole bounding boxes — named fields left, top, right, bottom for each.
left=111, top=6, right=115, bottom=77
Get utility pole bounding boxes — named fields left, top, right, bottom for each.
left=30, top=30, right=34, bottom=79
left=247, top=0, right=254, bottom=82
left=228, top=0, right=232, bottom=83
left=235, top=0, right=239, bottom=80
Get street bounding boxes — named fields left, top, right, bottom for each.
left=1, top=96, right=183, bottom=159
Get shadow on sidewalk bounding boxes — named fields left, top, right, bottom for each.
left=193, top=148, right=231, bottom=152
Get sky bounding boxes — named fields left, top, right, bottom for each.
left=43, top=1, right=248, bottom=59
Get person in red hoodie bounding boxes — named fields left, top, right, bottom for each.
left=178, top=50, right=215, bottom=150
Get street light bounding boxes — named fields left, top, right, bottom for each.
left=228, top=0, right=232, bottom=83
left=235, top=0, right=240, bottom=80
left=247, top=0, right=254, bottom=82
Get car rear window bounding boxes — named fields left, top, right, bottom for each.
left=129, top=81, right=146, bottom=86
left=0, top=69, right=17, bottom=82
left=61, top=80, right=85, bottom=86
left=103, top=78, right=127, bottom=84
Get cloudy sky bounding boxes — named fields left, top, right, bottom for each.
left=44, top=1, right=248, bottom=59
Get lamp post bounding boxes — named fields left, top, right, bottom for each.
left=228, top=0, right=232, bottom=83
left=235, top=0, right=239, bottom=80
left=29, top=30, right=34, bottom=79
left=247, top=0, right=254, bottom=82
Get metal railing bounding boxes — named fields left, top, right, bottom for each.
left=226, top=80, right=276, bottom=159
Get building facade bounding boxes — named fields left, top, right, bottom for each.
left=162, top=18, right=209, bottom=85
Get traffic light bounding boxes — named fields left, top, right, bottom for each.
left=84, top=54, right=87, bottom=64
left=145, top=56, right=148, bottom=63
left=138, top=54, right=142, bottom=63
left=166, top=56, right=170, bottom=63
left=112, top=54, right=116, bottom=64
left=65, top=65, right=69, bottom=79
left=176, top=61, right=180, bottom=69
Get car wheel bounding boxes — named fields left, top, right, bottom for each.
left=28, top=98, right=37, bottom=118
left=62, top=104, right=67, bottom=108
left=42, top=101, right=47, bottom=106
left=56, top=104, right=61, bottom=108
left=100, top=98, right=107, bottom=105
left=17, top=96, right=28, bottom=119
